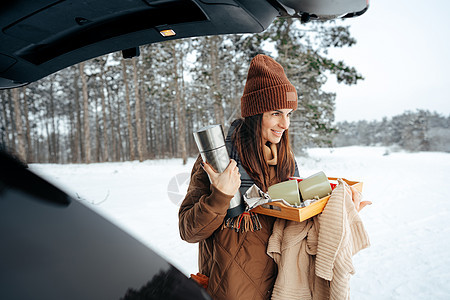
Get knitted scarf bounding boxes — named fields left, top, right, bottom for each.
left=222, top=119, right=299, bottom=232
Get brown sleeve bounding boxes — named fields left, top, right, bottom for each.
left=178, top=155, right=232, bottom=243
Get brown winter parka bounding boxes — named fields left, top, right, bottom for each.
left=179, top=155, right=279, bottom=300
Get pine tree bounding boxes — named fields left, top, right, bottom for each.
left=257, top=19, right=363, bottom=150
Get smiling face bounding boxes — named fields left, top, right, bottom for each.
left=261, top=108, right=293, bottom=145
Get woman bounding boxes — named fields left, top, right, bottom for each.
left=179, top=54, right=299, bottom=299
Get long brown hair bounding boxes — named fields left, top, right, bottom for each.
left=232, top=115, right=296, bottom=192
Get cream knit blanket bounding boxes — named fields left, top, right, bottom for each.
left=267, top=179, right=370, bottom=300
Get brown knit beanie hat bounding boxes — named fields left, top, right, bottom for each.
left=241, top=54, right=298, bottom=118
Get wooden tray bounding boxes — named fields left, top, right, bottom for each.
left=250, top=177, right=363, bottom=222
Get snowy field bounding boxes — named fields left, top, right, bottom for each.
left=29, top=146, right=450, bottom=299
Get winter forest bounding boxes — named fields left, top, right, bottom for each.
left=1, top=18, right=449, bottom=165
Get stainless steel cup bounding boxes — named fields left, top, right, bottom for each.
left=193, top=125, right=245, bottom=218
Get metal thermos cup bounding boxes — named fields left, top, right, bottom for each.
left=193, top=125, right=245, bottom=218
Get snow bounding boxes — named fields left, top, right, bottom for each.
left=29, top=146, right=450, bottom=299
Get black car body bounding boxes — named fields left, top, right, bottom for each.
left=0, top=0, right=368, bottom=89
left=0, top=150, right=212, bottom=300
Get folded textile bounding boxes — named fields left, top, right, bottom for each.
left=267, top=179, right=370, bottom=300
left=315, top=179, right=370, bottom=299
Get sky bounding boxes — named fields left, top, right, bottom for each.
left=323, top=0, right=450, bottom=122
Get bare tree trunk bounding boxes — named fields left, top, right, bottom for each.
left=22, top=87, right=33, bottom=162
left=159, top=100, right=165, bottom=158
left=172, top=104, right=176, bottom=157
left=158, top=103, right=163, bottom=158
left=116, top=96, right=124, bottom=161
left=151, top=76, right=161, bottom=158
left=36, top=131, right=44, bottom=162
left=148, top=116, right=154, bottom=158
left=12, top=88, right=26, bottom=162
left=100, top=65, right=110, bottom=162
left=27, top=98, right=39, bottom=161
left=49, top=80, right=59, bottom=163
left=1, top=91, right=11, bottom=150
left=121, top=59, right=135, bottom=161
left=171, top=43, right=187, bottom=164
left=79, top=62, right=91, bottom=163
left=68, top=99, right=77, bottom=163
left=132, top=57, right=145, bottom=162
left=164, top=115, right=170, bottom=158
left=139, top=85, right=148, bottom=158
left=145, top=87, right=154, bottom=158
left=7, top=91, right=16, bottom=150
left=180, top=49, right=188, bottom=163
left=107, top=87, right=117, bottom=161
left=94, top=91, right=101, bottom=162
left=73, top=69, right=82, bottom=163
left=44, top=120, right=51, bottom=163
left=210, top=36, right=224, bottom=126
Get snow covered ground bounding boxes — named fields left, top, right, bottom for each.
left=29, top=146, right=450, bottom=299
